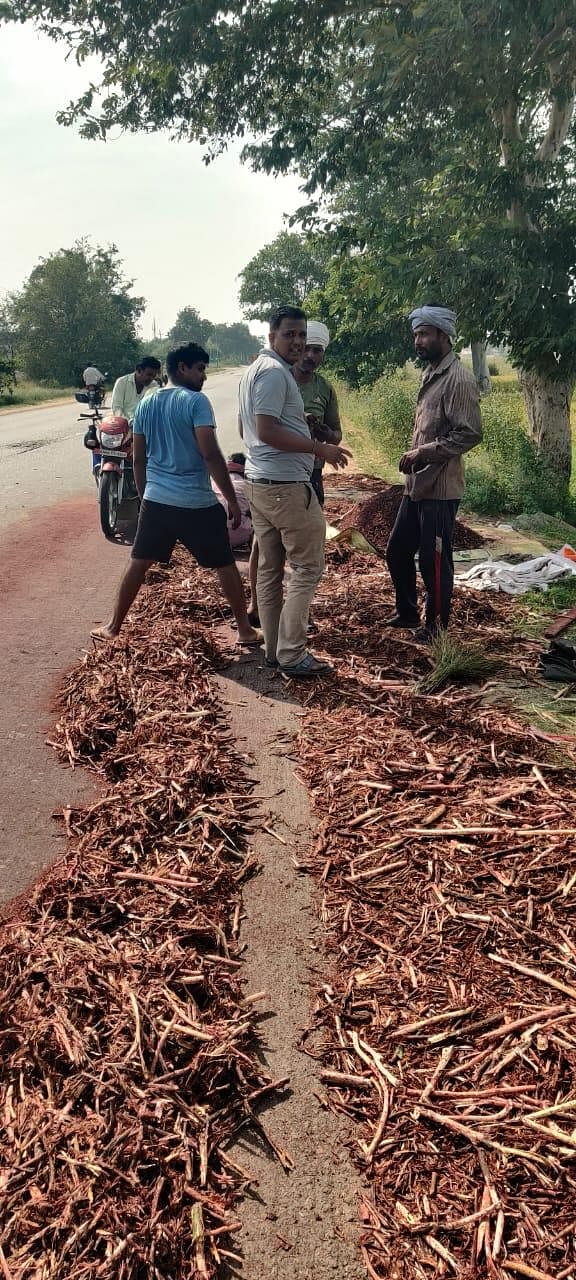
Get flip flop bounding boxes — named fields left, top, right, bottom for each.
left=91, top=628, right=116, bottom=642
left=238, top=632, right=264, bottom=648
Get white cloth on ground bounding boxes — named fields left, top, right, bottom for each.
left=457, top=551, right=576, bottom=594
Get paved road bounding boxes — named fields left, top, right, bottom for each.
left=0, top=367, right=244, bottom=531
left=0, top=367, right=245, bottom=911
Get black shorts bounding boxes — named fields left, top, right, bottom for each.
left=131, top=500, right=234, bottom=568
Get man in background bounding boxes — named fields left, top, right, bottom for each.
left=240, top=305, right=350, bottom=677
left=293, top=321, right=342, bottom=506
left=385, top=304, right=482, bottom=642
left=212, top=452, right=253, bottom=550
left=83, top=363, right=106, bottom=392
left=111, top=356, right=161, bottom=422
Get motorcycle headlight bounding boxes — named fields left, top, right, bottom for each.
left=100, top=433, right=123, bottom=448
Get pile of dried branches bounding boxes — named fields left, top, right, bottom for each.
left=0, top=572, right=279, bottom=1279
left=295, top=552, right=576, bottom=1278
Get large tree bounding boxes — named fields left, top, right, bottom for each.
left=167, top=306, right=213, bottom=348
left=239, top=233, right=328, bottom=321
left=209, top=322, right=261, bottom=362
left=4, top=1, right=576, bottom=483
left=9, top=241, right=143, bottom=385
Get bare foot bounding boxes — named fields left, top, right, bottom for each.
left=91, top=623, right=119, bottom=641
left=237, top=626, right=263, bottom=646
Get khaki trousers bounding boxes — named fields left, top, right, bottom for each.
left=245, top=480, right=325, bottom=667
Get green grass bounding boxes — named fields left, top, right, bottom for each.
left=523, top=577, right=576, bottom=616
left=419, top=633, right=501, bottom=693
left=0, top=380, right=75, bottom=409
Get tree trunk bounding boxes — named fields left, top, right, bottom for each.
left=520, top=369, right=576, bottom=496
left=471, top=341, right=491, bottom=396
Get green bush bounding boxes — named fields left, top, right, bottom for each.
left=467, top=391, right=567, bottom=516
left=0, top=355, right=16, bottom=399
left=347, top=369, right=417, bottom=466
left=488, top=360, right=500, bottom=376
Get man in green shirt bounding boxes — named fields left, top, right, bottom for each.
left=293, top=320, right=342, bottom=506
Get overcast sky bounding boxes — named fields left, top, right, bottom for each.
left=0, top=22, right=302, bottom=337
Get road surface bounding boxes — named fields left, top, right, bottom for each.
left=0, top=367, right=244, bottom=530
left=0, top=368, right=245, bottom=908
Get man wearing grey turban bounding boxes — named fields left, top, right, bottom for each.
left=385, top=304, right=482, bottom=641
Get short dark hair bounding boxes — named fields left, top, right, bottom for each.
left=166, top=343, right=210, bottom=377
left=137, top=355, right=162, bottom=372
left=229, top=452, right=246, bottom=466
left=269, top=305, right=306, bottom=332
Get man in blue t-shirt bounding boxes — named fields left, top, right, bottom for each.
left=92, top=342, right=261, bottom=644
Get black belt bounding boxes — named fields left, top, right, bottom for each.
left=247, top=477, right=310, bottom=486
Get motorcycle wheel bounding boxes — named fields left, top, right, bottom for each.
left=99, top=471, right=120, bottom=540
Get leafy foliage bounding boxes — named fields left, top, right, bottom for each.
left=0, top=355, right=16, bottom=398
left=208, top=323, right=261, bottom=362
left=239, top=232, right=328, bottom=321
left=5, top=0, right=576, bottom=477
left=144, top=318, right=260, bottom=366
left=167, top=306, right=213, bottom=348
left=8, top=241, right=143, bottom=386
left=0, top=295, right=16, bottom=397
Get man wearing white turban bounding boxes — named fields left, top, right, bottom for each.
left=385, top=304, right=482, bottom=641
left=293, top=321, right=343, bottom=506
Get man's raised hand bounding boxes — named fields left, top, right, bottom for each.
left=315, top=441, right=352, bottom=471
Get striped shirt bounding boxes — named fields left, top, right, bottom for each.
left=406, top=352, right=482, bottom=501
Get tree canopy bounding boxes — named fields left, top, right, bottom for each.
left=167, top=306, right=213, bottom=349
left=5, top=0, right=576, bottom=478
left=9, top=241, right=143, bottom=385
left=209, top=323, right=261, bottom=362
left=239, top=232, right=328, bottom=321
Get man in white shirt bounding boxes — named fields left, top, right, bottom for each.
left=240, top=305, right=350, bottom=678
left=83, top=365, right=106, bottom=388
left=111, top=357, right=162, bottom=423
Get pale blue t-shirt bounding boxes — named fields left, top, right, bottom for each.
left=132, top=386, right=219, bottom=509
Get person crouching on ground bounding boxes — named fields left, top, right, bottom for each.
left=212, top=452, right=253, bottom=550
left=92, top=342, right=261, bottom=645
left=385, top=304, right=482, bottom=643
left=239, top=305, right=351, bottom=678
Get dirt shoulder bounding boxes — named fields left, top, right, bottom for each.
left=0, top=396, right=73, bottom=416
left=215, top=645, right=365, bottom=1280
left=0, top=497, right=125, bottom=908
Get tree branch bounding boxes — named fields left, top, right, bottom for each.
left=536, top=81, right=576, bottom=163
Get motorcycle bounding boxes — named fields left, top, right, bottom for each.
left=78, top=394, right=138, bottom=540
left=96, top=415, right=139, bottom=540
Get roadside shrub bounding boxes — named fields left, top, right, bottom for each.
left=470, top=391, right=567, bottom=515
left=0, top=355, right=16, bottom=399
left=352, top=370, right=417, bottom=466
left=488, top=360, right=500, bottom=376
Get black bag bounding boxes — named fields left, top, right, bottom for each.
left=538, top=638, right=576, bottom=682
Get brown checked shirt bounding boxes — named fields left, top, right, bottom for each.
left=406, top=352, right=482, bottom=501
